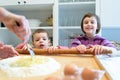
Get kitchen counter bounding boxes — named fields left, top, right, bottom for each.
left=0, top=54, right=109, bottom=80
left=96, top=52, right=120, bottom=80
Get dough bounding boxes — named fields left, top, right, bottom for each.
left=0, top=56, right=60, bottom=78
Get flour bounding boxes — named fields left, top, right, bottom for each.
left=0, top=56, right=60, bottom=78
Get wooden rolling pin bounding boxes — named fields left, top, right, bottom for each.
left=16, top=48, right=112, bottom=55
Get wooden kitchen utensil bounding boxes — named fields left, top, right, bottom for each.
left=16, top=48, right=112, bottom=55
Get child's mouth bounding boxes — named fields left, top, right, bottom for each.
left=39, top=44, right=44, bottom=48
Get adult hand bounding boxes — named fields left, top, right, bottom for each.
left=0, top=7, right=31, bottom=43
left=0, top=43, right=19, bottom=59
left=3, top=15, right=31, bottom=43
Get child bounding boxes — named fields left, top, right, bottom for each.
left=16, top=29, right=62, bottom=53
left=71, top=13, right=117, bottom=55
left=16, top=29, right=51, bottom=48
left=31, top=29, right=51, bottom=49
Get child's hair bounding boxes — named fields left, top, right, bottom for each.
left=81, top=12, right=101, bottom=34
left=32, top=29, right=49, bottom=42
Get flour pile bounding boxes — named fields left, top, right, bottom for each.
left=0, top=56, right=60, bottom=78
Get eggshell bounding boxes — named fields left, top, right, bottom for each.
left=64, top=64, right=79, bottom=75
left=81, top=68, right=97, bottom=80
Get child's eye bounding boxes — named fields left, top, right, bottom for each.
left=84, top=21, right=88, bottom=24
left=91, top=21, right=95, bottom=24
left=43, top=38, right=47, bottom=40
left=91, top=21, right=94, bottom=24
left=35, top=39, right=39, bottom=41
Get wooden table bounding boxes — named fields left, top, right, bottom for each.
left=0, top=54, right=109, bottom=80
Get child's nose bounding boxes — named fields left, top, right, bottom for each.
left=88, top=22, right=91, bottom=25
left=39, top=39, right=44, bottom=42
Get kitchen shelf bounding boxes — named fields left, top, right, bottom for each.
left=59, top=2, right=95, bottom=27
left=58, top=0, right=96, bottom=46
left=59, top=0, right=95, bottom=3
left=2, top=4, right=53, bottom=11
left=59, top=2, right=95, bottom=12
left=59, top=26, right=81, bottom=29
left=0, top=0, right=54, bottom=6
left=30, top=27, right=53, bottom=29
left=59, top=1, right=95, bottom=5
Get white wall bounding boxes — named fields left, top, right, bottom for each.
left=100, top=0, right=120, bottom=27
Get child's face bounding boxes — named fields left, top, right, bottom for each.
left=83, top=16, right=97, bottom=35
left=32, top=32, right=50, bottom=49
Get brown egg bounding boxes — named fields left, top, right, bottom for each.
left=44, top=75, right=62, bottom=80
left=81, top=68, right=97, bottom=80
left=64, top=64, right=79, bottom=75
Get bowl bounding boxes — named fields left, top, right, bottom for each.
left=28, top=19, right=42, bottom=27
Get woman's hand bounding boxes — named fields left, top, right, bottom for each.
left=0, top=7, right=31, bottom=43
left=3, top=15, right=31, bottom=43
left=0, top=43, right=19, bottom=59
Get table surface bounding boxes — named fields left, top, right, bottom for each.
left=96, top=54, right=120, bottom=80
left=0, top=54, right=109, bottom=80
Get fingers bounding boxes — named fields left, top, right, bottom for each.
left=6, top=15, right=31, bottom=43
left=91, top=45, right=104, bottom=55
left=47, top=46, right=58, bottom=54
left=0, top=44, right=19, bottom=59
left=5, top=45, right=19, bottom=56
left=21, top=18, right=31, bottom=43
left=15, top=43, right=25, bottom=49
left=0, top=42, right=4, bottom=47
left=14, top=18, right=31, bottom=43
left=76, top=45, right=86, bottom=54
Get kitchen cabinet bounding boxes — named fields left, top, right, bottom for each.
left=0, top=0, right=100, bottom=47
left=100, top=0, right=120, bottom=28
left=0, top=0, right=54, bottom=6
left=58, top=0, right=100, bottom=47
left=0, top=0, right=54, bottom=46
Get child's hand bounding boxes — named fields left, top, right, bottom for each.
left=47, top=46, right=58, bottom=54
left=16, top=43, right=32, bottom=50
left=76, top=45, right=87, bottom=54
left=90, top=45, right=104, bottom=55
left=22, top=44, right=32, bottom=50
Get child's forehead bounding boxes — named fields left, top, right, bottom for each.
left=33, top=32, right=48, bottom=37
left=85, top=16, right=96, bottom=19
left=35, top=32, right=47, bottom=35
left=84, top=16, right=97, bottom=21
